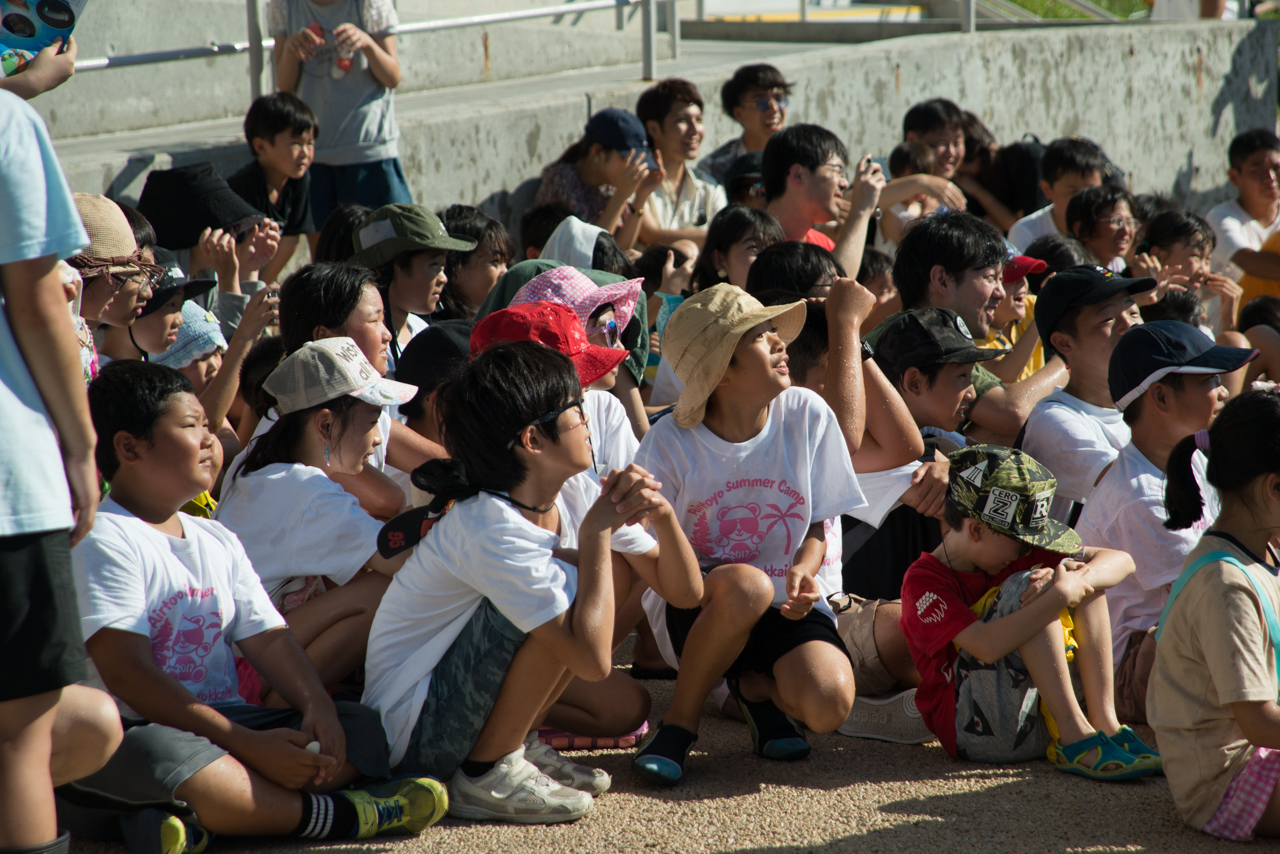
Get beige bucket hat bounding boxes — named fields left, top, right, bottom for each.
left=664, top=285, right=805, bottom=429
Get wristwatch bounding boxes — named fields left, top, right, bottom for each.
left=860, top=340, right=874, bottom=361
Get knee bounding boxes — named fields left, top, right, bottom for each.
left=805, top=676, right=855, bottom=734
left=57, top=686, right=123, bottom=777
left=616, top=677, right=653, bottom=731
left=82, top=691, right=124, bottom=766
left=706, top=565, right=774, bottom=615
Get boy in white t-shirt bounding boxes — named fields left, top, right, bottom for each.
left=631, top=286, right=868, bottom=786
left=63, top=361, right=445, bottom=851
left=1007, top=138, right=1107, bottom=252
left=1022, top=265, right=1155, bottom=524
left=1205, top=129, right=1280, bottom=295
left=1077, top=321, right=1256, bottom=724
left=363, top=339, right=703, bottom=823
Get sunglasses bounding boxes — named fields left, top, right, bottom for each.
left=506, top=398, right=589, bottom=450
left=586, top=319, right=623, bottom=349
left=754, top=95, right=789, bottom=112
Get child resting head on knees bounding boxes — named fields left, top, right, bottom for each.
left=363, top=340, right=702, bottom=823
left=69, top=361, right=445, bottom=847
left=1149, top=389, right=1280, bottom=840
left=214, top=338, right=417, bottom=702
left=631, top=286, right=869, bottom=785
left=899, top=445, right=1160, bottom=780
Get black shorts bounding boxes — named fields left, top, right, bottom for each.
left=0, top=529, right=87, bottom=701
left=664, top=601, right=848, bottom=679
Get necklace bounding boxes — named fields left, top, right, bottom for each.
left=941, top=536, right=958, bottom=571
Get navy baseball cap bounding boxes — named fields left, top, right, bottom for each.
left=141, top=247, right=215, bottom=318
left=1108, top=319, right=1257, bottom=411
left=1036, top=265, right=1156, bottom=357
left=585, top=108, right=657, bottom=169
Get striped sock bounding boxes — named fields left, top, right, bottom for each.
left=292, top=792, right=357, bottom=839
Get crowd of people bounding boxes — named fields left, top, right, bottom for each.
left=6, top=8, right=1280, bottom=852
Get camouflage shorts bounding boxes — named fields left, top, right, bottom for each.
left=393, top=599, right=527, bottom=779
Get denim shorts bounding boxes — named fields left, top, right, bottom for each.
left=309, top=157, right=413, bottom=232
left=394, top=600, right=527, bottom=780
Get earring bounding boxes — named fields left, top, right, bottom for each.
left=323, top=442, right=330, bottom=466
left=717, top=268, right=727, bottom=279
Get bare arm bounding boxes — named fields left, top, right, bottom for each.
left=200, top=286, right=278, bottom=434
left=780, top=523, right=826, bottom=621
left=328, top=466, right=407, bottom=521
left=851, top=358, right=925, bottom=473
left=2, top=254, right=98, bottom=545
left=273, top=27, right=323, bottom=94
left=386, top=418, right=447, bottom=472
left=830, top=156, right=886, bottom=284
left=1231, top=248, right=1280, bottom=281
left=333, top=26, right=401, bottom=89
left=878, top=174, right=967, bottom=211
left=981, top=322, right=1040, bottom=384
left=952, top=560, right=1093, bottom=664
left=611, top=368, right=649, bottom=439
left=637, top=220, right=707, bottom=248
left=1233, top=701, right=1280, bottom=749
left=613, top=467, right=702, bottom=609
left=966, top=355, right=1067, bottom=442
left=954, top=175, right=1018, bottom=233
left=0, top=36, right=76, bottom=99
left=822, top=277, right=877, bottom=457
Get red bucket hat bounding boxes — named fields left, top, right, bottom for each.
left=470, top=301, right=628, bottom=387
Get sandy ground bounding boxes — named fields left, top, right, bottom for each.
left=71, top=640, right=1280, bottom=854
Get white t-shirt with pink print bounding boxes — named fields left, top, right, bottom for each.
left=635, top=387, right=867, bottom=620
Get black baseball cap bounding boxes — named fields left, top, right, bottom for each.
left=140, top=247, right=215, bottom=317
left=1036, top=265, right=1156, bottom=356
left=584, top=108, right=657, bottom=169
left=1108, top=319, right=1258, bottom=411
left=872, top=308, right=1008, bottom=380
left=394, top=319, right=473, bottom=394
left=724, top=151, right=763, bottom=194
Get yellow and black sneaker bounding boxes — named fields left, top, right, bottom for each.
left=339, top=776, right=449, bottom=838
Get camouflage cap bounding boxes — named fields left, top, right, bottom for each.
left=946, top=445, right=1082, bottom=553
left=348, top=204, right=478, bottom=269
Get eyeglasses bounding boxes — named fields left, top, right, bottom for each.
left=1101, top=216, right=1137, bottom=231
left=820, top=162, right=847, bottom=180
left=754, top=95, right=789, bottom=112
left=109, top=269, right=159, bottom=295
left=507, top=399, right=589, bottom=450
left=585, top=319, right=623, bottom=349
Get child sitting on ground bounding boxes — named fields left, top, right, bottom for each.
left=976, top=255, right=1048, bottom=384
left=61, top=360, right=444, bottom=851
left=363, top=340, right=702, bottom=822
left=631, top=286, right=868, bottom=784
left=900, top=444, right=1159, bottom=779
left=1149, top=390, right=1280, bottom=841
left=215, top=338, right=418, bottom=701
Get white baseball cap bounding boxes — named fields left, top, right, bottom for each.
left=265, top=338, right=417, bottom=415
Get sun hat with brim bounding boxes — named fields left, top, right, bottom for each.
left=470, top=301, right=628, bottom=388
left=153, top=303, right=228, bottom=370
left=140, top=247, right=216, bottom=318
left=664, top=285, right=806, bottom=429
left=348, top=204, right=478, bottom=269
left=510, top=265, right=641, bottom=336
left=1108, top=319, right=1258, bottom=412
left=67, top=194, right=152, bottom=279
left=264, top=338, right=418, bottom=416
left=948, top=445, right=1082, bottom=554
left=136, top=163, right=265, bottom=251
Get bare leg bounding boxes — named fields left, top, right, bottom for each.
left=0, top=691, right=59, bottom=846
left=543, top=671, right=650, bottom=736
left=1017, top=615, right=1097, bottom=755
left=740, top=640, right=854, bottom=734
left=662, top=565, right=774, bottom=734
left=1070, top=591, right=1123, bottom=736
left=467, top=634, right=569, bottom=763
left=1250, top=772, right=1280, bottom=837
left=49, top=684, right=122, bottom=786
left=174, top=754, right=302, bottom=836
left=615, top=576, right=648, bottom=650
left=874, top=602, right=921, bottom=688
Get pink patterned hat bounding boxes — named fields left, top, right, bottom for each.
left=509, top=266, right=642, bottom=335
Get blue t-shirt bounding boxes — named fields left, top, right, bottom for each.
left=0, top=90, right=90, bottom=535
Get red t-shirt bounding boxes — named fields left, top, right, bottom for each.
left=804, top=228, right=835, bottom=251
left=899, top=548, right=1063, bottom=757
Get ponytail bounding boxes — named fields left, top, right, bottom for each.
left=1163, top=434, right=1204, bottom=530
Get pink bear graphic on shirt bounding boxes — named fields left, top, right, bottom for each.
left=715, top=504, right=766, bottom=563
left=165, top=615, right=222, bottom=684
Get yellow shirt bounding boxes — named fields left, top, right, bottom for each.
left=977, top=294, right=1044, bottom=383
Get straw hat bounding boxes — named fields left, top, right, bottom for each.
left=69, top=194, right=143, bottom=277
left=663, top=285, right=805, bottom=428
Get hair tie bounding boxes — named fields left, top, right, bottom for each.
left=1194, top=429, right=1210, bottom=453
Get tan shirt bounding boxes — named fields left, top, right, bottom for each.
left=1147, top=535, right=1280, bottom=829
left=643, top=170, right=727, bottom=233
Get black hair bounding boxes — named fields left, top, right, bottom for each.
left=88, top=361, right=195, bottom=480
left=745, top=241, right=843, bottom=298
left=1138, top=209, right=1215, bottom=255
left=592, top=232, right=640, bottom=278
left=244, top=92, right=317, bottom=149
left=437, top=341, right=582, bottom=492
left=858, top=247, right=893, bottom=284
left=888, top=141, right=936, bottom=179
left=1023, top=234, right=1092, bottom=294
left=891, top=211, right=1006, bottom=310
left=1140, top=288, right=1203, bottom=326
left=239, top=335, right=287, bottom=419
left=279, top=263, right=377, bottom=354
left=1165, top=390, right=1280, bottom=529
left=234, top=394, right=364, bottom=481
left=1041, top=137, right=1108, bottom=186
left=960, top=111, right=997, bottom=168
left=314, top=204, right=371, bottom=263
left=756, top=292, right=828, bottom=385
left=115, top=202, right=156, bottom=252
left=1131, top=192, right=1180, bottom=227
left=1228, top=128, right=1280, bottom=172
left=943, top=492, right=968, bottom=532
left=1066, top=184, right=1135, bottom=241
left=1121, top=371, right=1184, bottom=427
left=1240, top=295, right=1280, bottom=336
left=692, top=204, right=785, bottom=291
left=720, top=63, right=793, bottom=117
left=519, top=202, right=574, bottom=258
left=634, top=244, right=689, bottom=296
left=636, top=78, right=704, bottom=144
left=761, top=124, right=849, bottom=202
left=872, top=341, right=944, bottom=391
left=435, top=204, right=516, bottom=320
left=902, top=98, right=965, bottom=138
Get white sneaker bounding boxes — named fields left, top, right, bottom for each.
left=837, top=688, right=935, bottom=744
left=523, top=732, right=612, bottom=796
left=448, top=745, right=593, bottom=824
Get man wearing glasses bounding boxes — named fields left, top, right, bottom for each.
left=696, top=64, right=793, bottom=188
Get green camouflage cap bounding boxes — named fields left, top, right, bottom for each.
left=348, top=204, right=478, bottom=268
left=947, top=445, right=1082, bottom=553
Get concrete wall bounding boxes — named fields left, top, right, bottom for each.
left=54, top=21, right=1278, bottom=240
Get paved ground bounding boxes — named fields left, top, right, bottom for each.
left=71, top=640, right=1277, bottom=854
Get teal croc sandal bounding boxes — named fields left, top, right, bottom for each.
left=727, top=677, right=810, bottom=762
left=1052, top=731, right=1159, bottom=781
left=1110, top=726, right=1162, bottom=772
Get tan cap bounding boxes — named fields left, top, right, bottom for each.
left=264, top=338, right=418, bottom=415
left=71, top=194, right=142, bottom=276
left=664, top=285, right=805, bottom=428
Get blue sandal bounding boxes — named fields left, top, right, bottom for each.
left=1051, top=731, right=1159, bottom=781
left=1111, top=725, right=1162, bottom=771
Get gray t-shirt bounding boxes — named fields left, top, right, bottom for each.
left=270, top=0, right=400, bottom=166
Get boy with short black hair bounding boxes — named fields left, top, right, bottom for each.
left=65, top=360, right=444, bottom=850
left=635, top=78, right=727, bottom=247
left=902, top=97, right=965, bottom=180
left=1206, top=129, right=1280, bottom=300
left=1008, top=138, right=1108, bottom=251
left=228, top=93, right=318, bottom=285
left=696, top=63, right=793, bottom=186
left=518, top=201, right=574, bottom=260
left=900, top=445, right=1157, bottom=778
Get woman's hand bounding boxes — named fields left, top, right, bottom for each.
left=286, top=26, right=325, bottom=62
